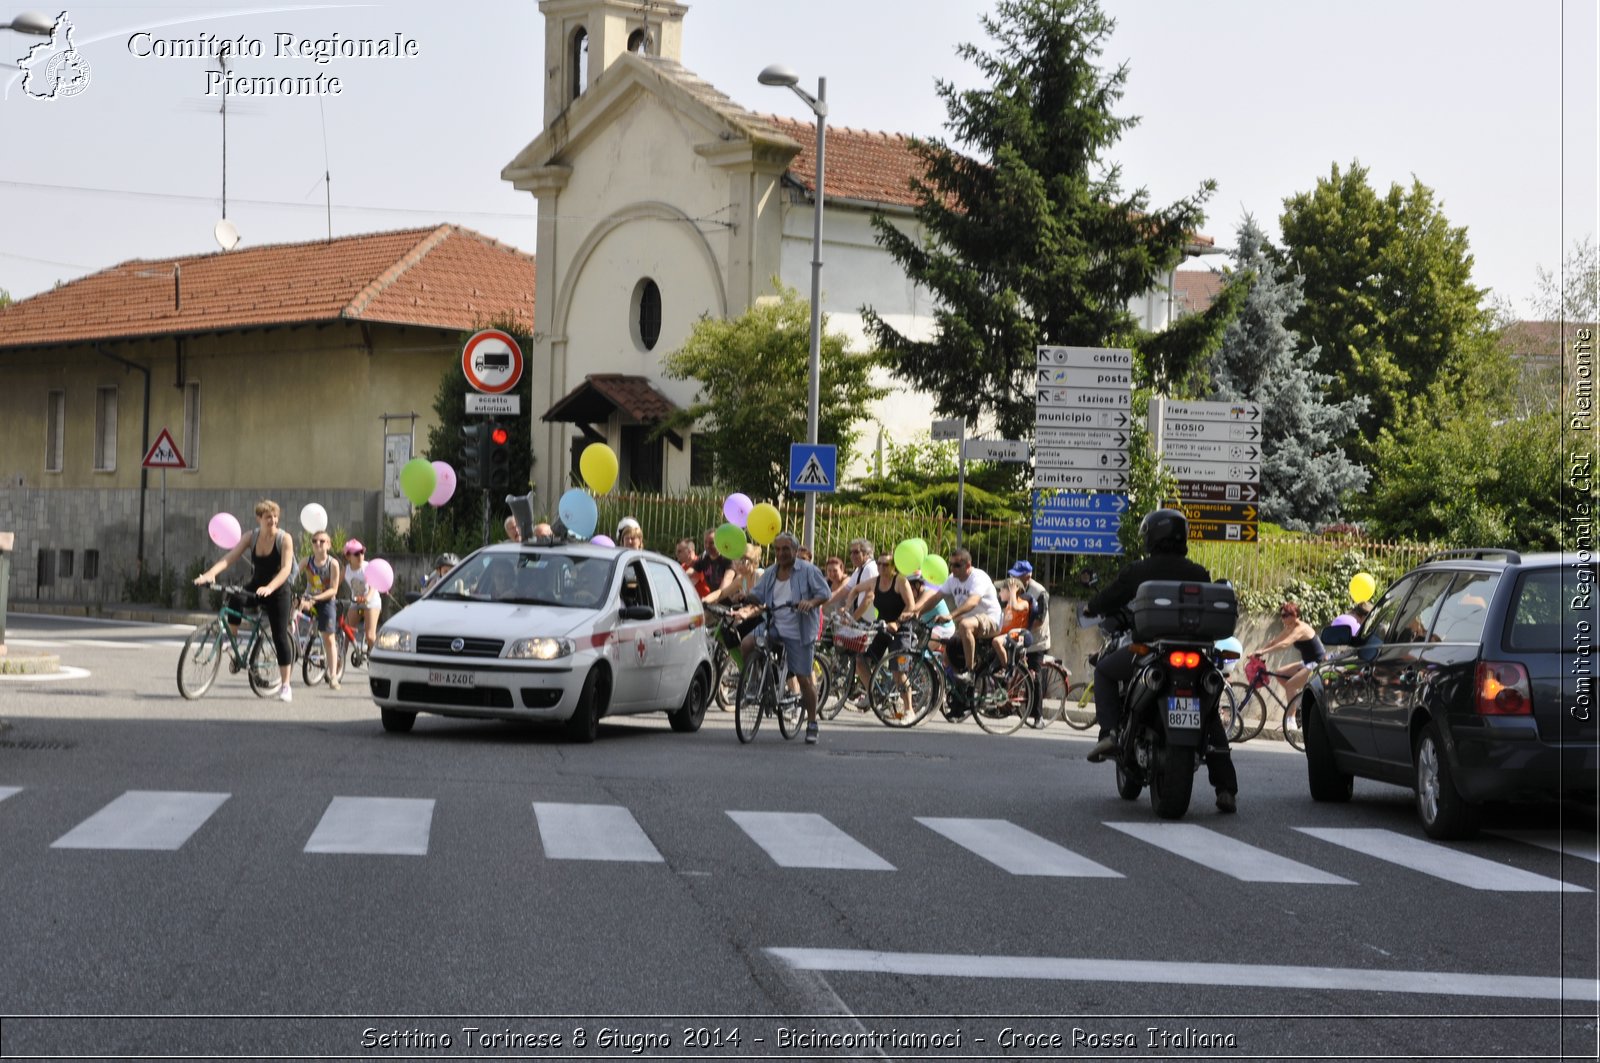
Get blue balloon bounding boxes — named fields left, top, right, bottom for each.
left=558, top=488, right=597, bottom=540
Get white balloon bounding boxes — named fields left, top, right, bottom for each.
left=300, top=502, right=329, bottom=533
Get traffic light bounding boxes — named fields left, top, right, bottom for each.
left=486, top=421, right=511, bottom=491
left=458, top=424, right=486, bottom=490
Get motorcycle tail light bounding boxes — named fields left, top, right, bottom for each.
left=1475, top=661, right=1532, bottom=715
left=1167, top=650, right=1202, bottom=670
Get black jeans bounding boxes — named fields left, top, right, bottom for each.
left=246, top=583, right=294, bottom=667
left=1093, top=646, right=1238, bottom=795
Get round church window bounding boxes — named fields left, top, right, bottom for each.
left=632, top=278, right=662, bottom=351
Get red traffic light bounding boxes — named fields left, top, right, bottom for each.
left=490, top=427, right=509, bottom=446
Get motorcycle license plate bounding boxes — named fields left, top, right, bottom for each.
left=428, top=670, right=475, bottom=688
left=1166, top=696, right=1202, bottom=730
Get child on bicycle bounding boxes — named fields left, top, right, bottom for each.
left=300, top=531, right=343, bottom=690
left=343, top=540, right=381, bottom=654
left=1251, top=600, right=1325, bottom=731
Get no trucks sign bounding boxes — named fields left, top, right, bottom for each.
left=461, top=330, right=524, bottom=394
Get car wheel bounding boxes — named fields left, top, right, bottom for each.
left=1414, top=720, right=1480, bottom=839
left=668, top=667, right=710, bottom=733
left=565, top=666, right=607, bottom=744
left=1303, top=696, right=1353, bottom=803
left=380, top=708, right=416, bottom=734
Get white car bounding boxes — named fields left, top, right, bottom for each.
left=367, top=542, right=713, bottom=741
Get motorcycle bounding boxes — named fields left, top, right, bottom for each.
left=1102, top=580, right=1239, bottom=820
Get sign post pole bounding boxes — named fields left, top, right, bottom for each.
left=161, top=467, right=167, bottom=598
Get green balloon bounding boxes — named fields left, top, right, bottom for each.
left=893, top=538, right=926, bottom=574
left=399, top=457, right=437, bottom=506
left=714, top=522, right=747, bottom=560
left=921, top=553, right=950, bottom=585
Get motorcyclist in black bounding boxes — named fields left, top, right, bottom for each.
left=1083, top=507, right=1239, bottom=813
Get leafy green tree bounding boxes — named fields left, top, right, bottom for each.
left=0, top=288, right=12, bottom=308
left=1208, top=216, right=1368, bottom=529
left=1278, top=162, right=1492, bottom=461
left=862, top=0, right=1215, bottom=441
left=660, top=284, right=885, bottom=500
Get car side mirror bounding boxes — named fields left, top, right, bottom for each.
left=620, top=604, right=653, bottom=621
left=1320, top=624, right=1354, bottom=647
left=403, top=591, right=422, bottom=605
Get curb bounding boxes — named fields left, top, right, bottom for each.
left=9, top=603, right=213, bottom=627
left=0, top=651, right=61, bottom=675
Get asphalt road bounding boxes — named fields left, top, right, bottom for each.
left=1, top=614, right=1597, bottom=1061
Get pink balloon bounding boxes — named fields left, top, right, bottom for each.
left=591, top=534, right=615, bottom=547
left=428, top=461, right=457, bottom=507
left=365, top=558, right=395, bottom=595
left=208, top=512, right=241, bottom=550
left=723, top=492, right=753, bottom=527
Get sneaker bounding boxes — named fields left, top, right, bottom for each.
left=277, top=684, right=293, bottom=704
left=805, top=721, right=819, bottom=744
left=1216, top=790, right=1237, bottom=814
left=849, top=694, right=870, bottom=712
left=328, top=676, right=341, bottom=691
left=1086, top=732, right=1117, bottom=762
left=954, top=670, right=974, bottom=684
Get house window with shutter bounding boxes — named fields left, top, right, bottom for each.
left=44, top=390, right=64, bottom=473
left=94, top=386, right=118, bottom=472
left=183, top=382, right=201, bottom=471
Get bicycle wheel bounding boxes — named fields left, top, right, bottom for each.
left=973, top=669, right=1030, bottom=735
left=1028, top=660, right=1071, bottom=730
left=814, top=646, right=845, bottom=719
left=246, top=632, right=282, bottom=697
left=777, top=654, right=803, bottom=740
left=1060, top=680, right=1098, bottom=731
left=869, top=651, right=936, bottom=727
left=1283, top=695, right=1305, bottom=751
left=712, top=644, right=739, bottom=710
left=176, top=620, right=223, bottom=700
left=734, top=652, right=769, bottom=743
left=1230, top=682, right=1269, bottom=742
left=1218, top=681, right=1243, bottom=742
left=302, top=636, right=326, bottom=687
left=811, top=656, right=832, bottom=722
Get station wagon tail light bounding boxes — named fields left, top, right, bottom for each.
left=374, top=628, right=413, bottom=652
left=507, top=637, right=575, bottom=661
left=1167, top=650, right=1202, bottom=670
left=1475, top=661, right=1532, bottom=715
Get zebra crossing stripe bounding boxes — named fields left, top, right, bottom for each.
left=51, top=791, right=229, bottom=851
left=305, top=797, right=434, bottom=856
left=0, top=787, right=21, bottom=805
left=1297, top=828, right=1589, bottom=892
left=1108, top=823, right=1353, bottom=884
left=1490, top=830, right=1600, bottom=864
left=917, top=817, right=1123, bottom=877
left=728, top=811, right=894, bottom=870
left=533, top=802, right=664, bottom=862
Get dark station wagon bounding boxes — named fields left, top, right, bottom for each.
left=1303, top=550, right=1598, bottom=838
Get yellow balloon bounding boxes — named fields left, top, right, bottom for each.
left=1349, top=572, right=1377, bottom=604
left=747, top=503, right=781, bottom=546
left=579, top=443, right=619, bottom=495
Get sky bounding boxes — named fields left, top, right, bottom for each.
left=0, top=0, right=1595, bottom=315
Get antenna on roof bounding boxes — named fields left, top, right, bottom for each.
left=318, top=96, right=332, bottom=242
left=206, top=51, right=239, bottom=250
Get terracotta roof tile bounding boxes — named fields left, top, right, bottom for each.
left=544, top=374, right=680, bottom=424
left=0, top=225, right=535, bottom=349
left=762, top=114, right=925, bottom=209
left=1173, top=270, right=1226, bottom=315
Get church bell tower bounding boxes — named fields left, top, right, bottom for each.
left=538, top=0, right=689, bottom=128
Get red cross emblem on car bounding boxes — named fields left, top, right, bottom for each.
left=635, top=637, right=648, bottom=663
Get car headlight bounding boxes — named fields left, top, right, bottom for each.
left=506, top=637, right=575, bottom=661
left=374, top=628, right=414, bottom=652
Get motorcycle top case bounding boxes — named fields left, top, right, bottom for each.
left=1128, top=581, right=1238, bottom=641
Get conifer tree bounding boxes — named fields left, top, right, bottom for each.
left=1209, top=217, right=1368, bottom=530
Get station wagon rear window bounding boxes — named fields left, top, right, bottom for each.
left=1505, top=567, right=1597, bottom=652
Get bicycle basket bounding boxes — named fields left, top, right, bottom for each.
left=834, top=626, right=872, bottom=654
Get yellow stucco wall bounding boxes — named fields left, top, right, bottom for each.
left=0, top=321, right=466, bottom=492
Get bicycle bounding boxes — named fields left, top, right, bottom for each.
left=865, top=619, right=940, bottom=728
left=1023, top=645, right=1073, bottom=730
left=816, top=612, right=871, bottom=719
left=734, top=602, right=824, bottom=744
left=1229, top=654, right=1307, bottom=750
left=942, top=628, right=1035, bottom=736
left=298, top=597, right=366, bottom=688
left=703, top=604, right=743, bottom=711
left=176, top=585, right=285, bottom=699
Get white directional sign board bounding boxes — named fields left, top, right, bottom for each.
left=965, top=438, right=1028, bottom=463
left=1034, top=345, right=1134, bottom=555
left=1157, top=398, right=1263, bottom=545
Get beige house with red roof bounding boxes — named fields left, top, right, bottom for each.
left=0, top=225, right=534, bottom=601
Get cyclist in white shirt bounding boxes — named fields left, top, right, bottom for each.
left=910, top=547, right=1001, bottom=683
left=823, top=538, right=878, bottom=619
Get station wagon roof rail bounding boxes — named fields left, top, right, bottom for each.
left=1421, top=549, right=1523, bottom=565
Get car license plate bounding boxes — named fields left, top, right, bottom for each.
left=428, top=670, right=475, bottom=688
left=1167, top=696, right=1202, bottom=730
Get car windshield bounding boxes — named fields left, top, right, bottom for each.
left=429, top=551, right=616, bottom=608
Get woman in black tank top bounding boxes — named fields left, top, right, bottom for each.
left=850, top=555, right=915, bottom=705
left=1252, top=599, right=1323, bottom=729
left=194, top=500, right=298, bottom=699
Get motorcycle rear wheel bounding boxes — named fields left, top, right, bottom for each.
left=1149, top=743, right=1196, bottom=819
left=1114, top=759, right=1143, bottom=800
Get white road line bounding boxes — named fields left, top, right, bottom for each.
left=1298, top=827, right=1589, bottom=892
left=0, top=787, right=21, bottom=804
left=917, top=817, right=1123, bottom=877
left=1108, top=822, right=1353, bottom=884
left=69, top=639, right=149, bottom=650
left=1491, top=830, right=1600, bottom=864
left=728, top=811, right=895, bottom=871
left=141, top=640, right=191, bottom=649
left=765, top=948, right=1600, bottom=1002
left=51, top=791, right=229, bottom=851
left=305, top=797, right=434, bottom=856
left=0, top=666, right=93, bottom=682
left=533, top=802, right=664, bottom=862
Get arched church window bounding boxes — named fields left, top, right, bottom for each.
left=570, top=26, right=588, bottom=101
left=632, top=278, right=662, bottom=351
left=627, top=28, right=650, bottom=55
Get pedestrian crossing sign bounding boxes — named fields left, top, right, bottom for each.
left=788, top=443, right=837, bottom=493
left=140, top=428, right=187, bottom=469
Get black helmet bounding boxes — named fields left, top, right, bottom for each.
left=433, top=552, right=460, bottom=570
left=1139, top=508, right=1189, bottom=554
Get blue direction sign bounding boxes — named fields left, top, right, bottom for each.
left=1031, top=529, right=1123, bottom=555
left=1032, top=490, right=1128, bottom=514
left=1031, top=491, right=1127, bottom=555
left=788, top=443, right=837, bottom=493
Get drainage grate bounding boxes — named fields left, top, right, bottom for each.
left=0, top=739, right=76, bottom=751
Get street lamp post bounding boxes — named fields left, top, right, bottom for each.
left=758, top=63, right=827, bottom=553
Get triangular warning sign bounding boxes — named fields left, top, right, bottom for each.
left=141, top=428, right=187, bottom=469
left=796, top=454, right=831, bottom=487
